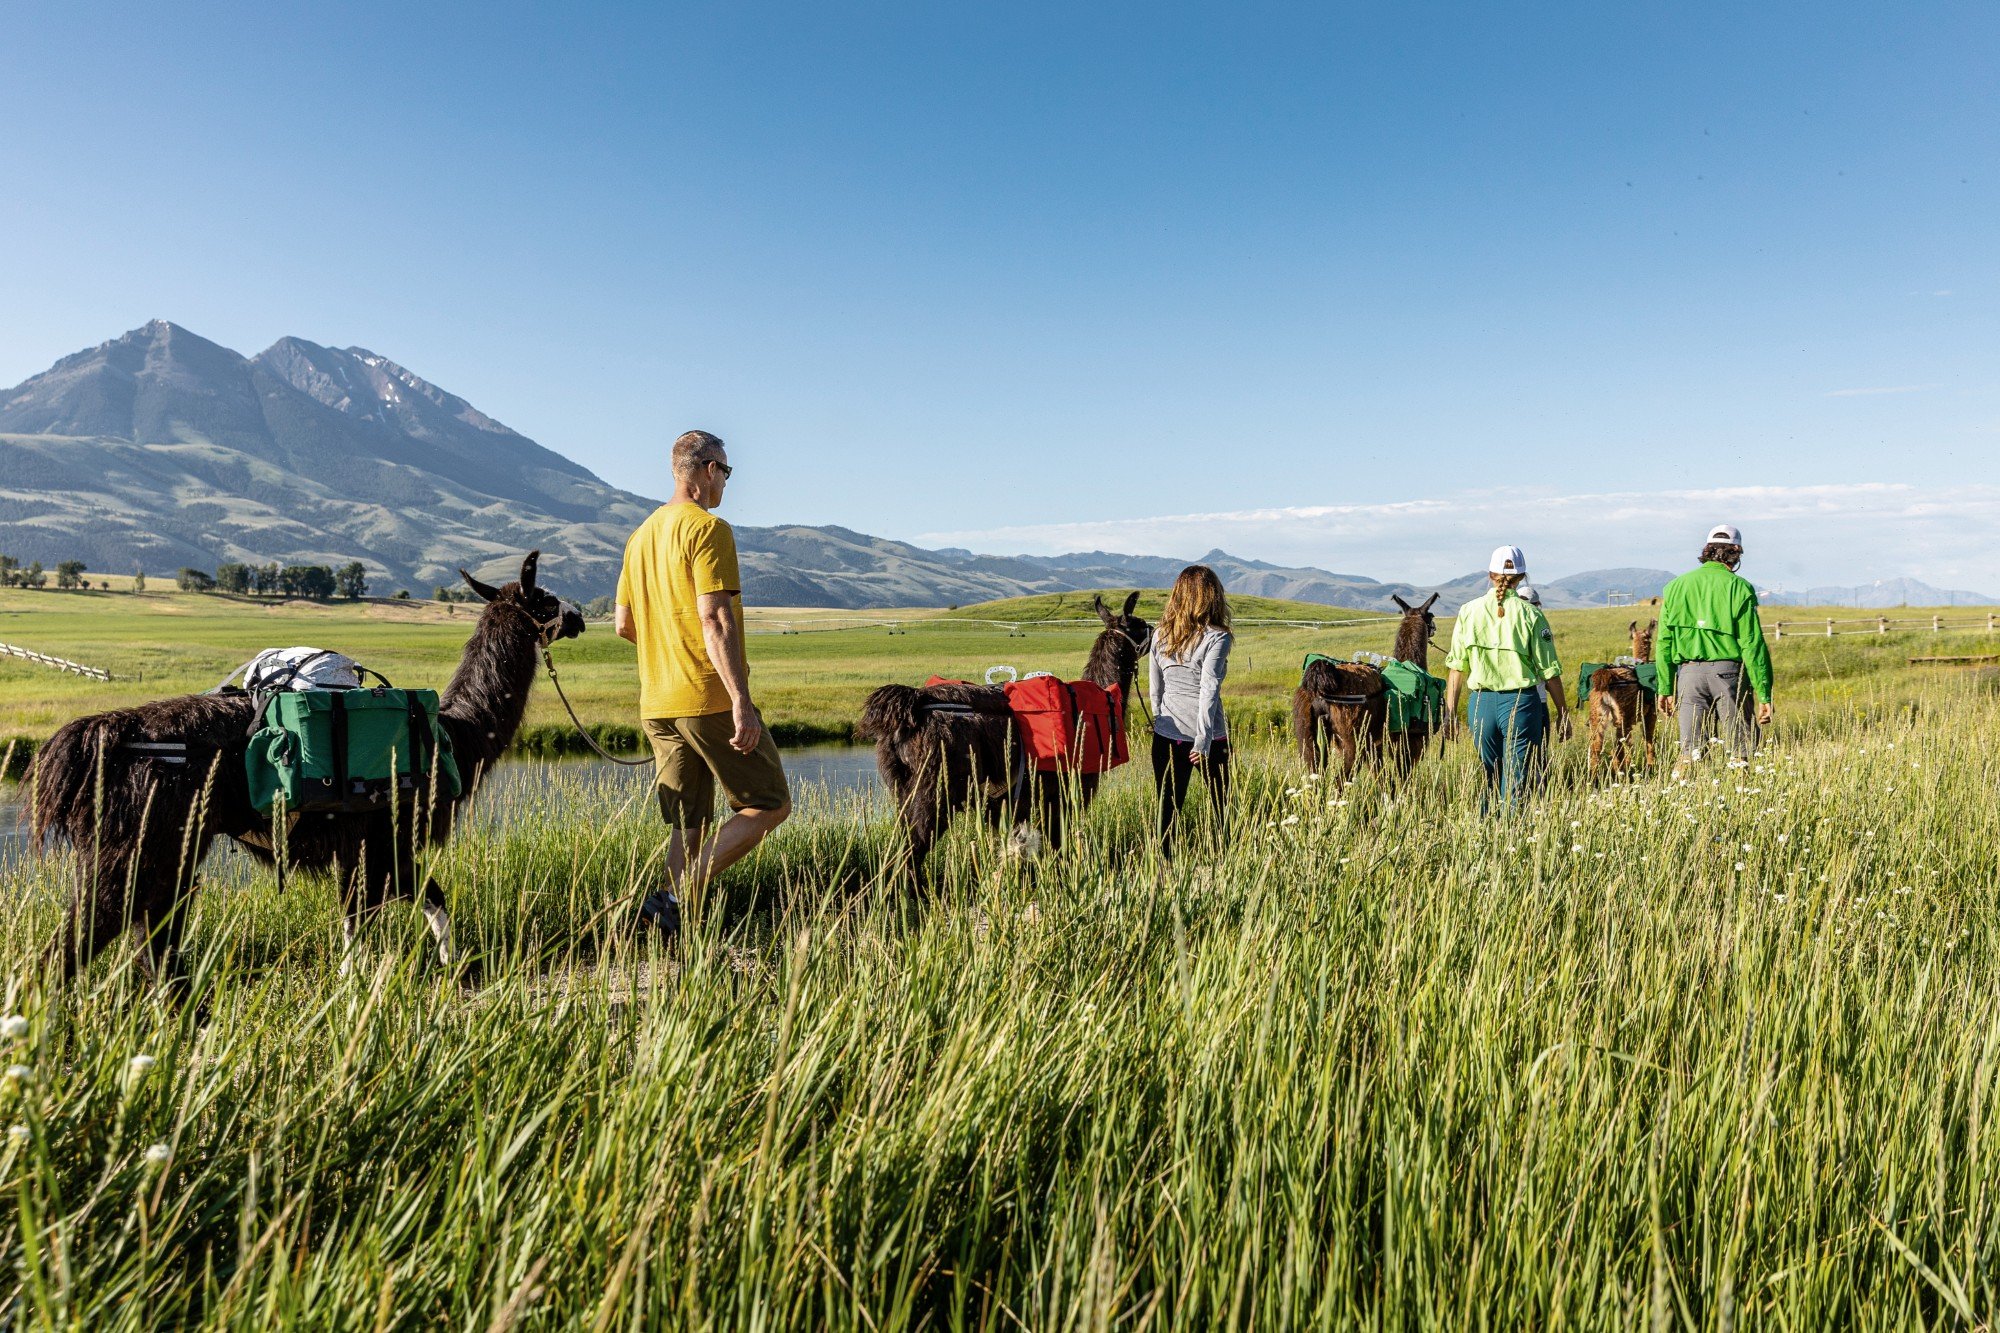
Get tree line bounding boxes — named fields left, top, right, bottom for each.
left=1, top=556, right=102, bottom=590
left=191, top=562, right=372, bottom=599
left=0, top=554, right=378, bottom=600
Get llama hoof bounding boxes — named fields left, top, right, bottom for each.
left=1006, top=827, right=1046, bottom=861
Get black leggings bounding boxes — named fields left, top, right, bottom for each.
left=1152, top=734, right=1231, bottom=853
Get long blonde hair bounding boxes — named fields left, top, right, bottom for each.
left=1157, top=564, right=1231, bottom=660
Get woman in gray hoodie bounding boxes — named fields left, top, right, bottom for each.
left=1149, top=564, right=1233, bottom=858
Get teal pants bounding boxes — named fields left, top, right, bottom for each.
left=1468, top=687, right=1548, bottom=810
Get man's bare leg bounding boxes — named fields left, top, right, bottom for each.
left=679, top=803, right=791, bottom=901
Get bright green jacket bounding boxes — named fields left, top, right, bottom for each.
left=1445, top=590, right=1562, bottom=691
left=1654, top=561, right=1774, bottom=702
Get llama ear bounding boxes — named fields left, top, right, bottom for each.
left=1121, top=590, right=1140, bottom=618
left=1093, top=593, right=1112, bottom=624
left=1420, top=592, right=1439, bottom=612
left=1629, top=619, right=1638, bottom=633
left=1647, top=618, right=1658, bottom=632
left=459, top=568, right=502, bottom=603
left=1392, top=594, right=1411, bottom=612
left=520, top=550, right=541, bottom=593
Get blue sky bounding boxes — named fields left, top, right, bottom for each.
left=2, top=1, right=1995, bottom=588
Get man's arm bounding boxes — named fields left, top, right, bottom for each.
left=1737, top=587, right=1775, bottom=714
left=1654, top=599, right=1679, bottom=717
left=698, top=590, right=762, bottom=752
left=614, top=604, right=636, bottom=643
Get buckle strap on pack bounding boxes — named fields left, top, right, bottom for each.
left=330, top=691, right=349, bottom=798
left=404, top=692, right=431, bottom=779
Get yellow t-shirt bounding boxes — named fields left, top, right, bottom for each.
left=615, top=503, right=744, bottom=719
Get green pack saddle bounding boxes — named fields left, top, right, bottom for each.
left=1301, top=653, right=1447, bottom=735
left=1576, top=661, right=1659, bottom=706
left=245, top=688, right=462, bottom=815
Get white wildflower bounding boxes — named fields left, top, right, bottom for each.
left=1734, top=862, right=1746, bottom=871
left=1773, top=894, right=1787, bottom=903
left=143, top=1143, right=172, bottom=1167
left=4, top=1065, right=29, bottom=1082
left=0, top=1017, right=27, bottom=1041
left=128, top=1054, right=157, bottom=1077
left=5, top=1124, right=26, bottom=1142
left=1280, top=815, right=1300, bottom=827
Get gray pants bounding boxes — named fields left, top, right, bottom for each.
left=1675, top=660, right=1758, bottom=760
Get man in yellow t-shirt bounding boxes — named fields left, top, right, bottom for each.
left=615, top=430, right=790, bottom=941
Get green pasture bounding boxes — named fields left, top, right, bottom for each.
left=1, top=634, right=1998, bottom=1324
left=4, top=586, right=1995, bottom=762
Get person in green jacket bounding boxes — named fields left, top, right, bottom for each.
left=1655, top=523, right=1775, bottom=762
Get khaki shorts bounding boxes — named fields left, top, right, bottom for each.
left=643, top=712, right=791, bottom=829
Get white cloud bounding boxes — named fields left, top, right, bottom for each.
left=916, top=483, right=2000, bottom=593
left=1825, top=384, right=1937, bottom=397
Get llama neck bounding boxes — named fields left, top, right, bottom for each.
left=1394, top=618, right=1429, bottom=667
left=1085, top=632, right=1138, bottom=696
left=441, top=602, right=541, bottom=767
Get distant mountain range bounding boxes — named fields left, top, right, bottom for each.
left=2, top=323, right=1992, bottom=611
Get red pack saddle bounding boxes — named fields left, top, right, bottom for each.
left=922, top=674, right=1130, bottom=774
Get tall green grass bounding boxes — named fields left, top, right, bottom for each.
left=1, top=678, right=1997, bottom=1327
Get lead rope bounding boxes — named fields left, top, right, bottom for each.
left=541, top=646, right=653, bottom=767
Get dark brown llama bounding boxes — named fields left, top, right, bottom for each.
left=1587, top=619, right=1658, bottom=774
left=855, top=592, right=1149, bottom=887
left=31, top=551, right=584, bottom=985
left=1293, top=593, right=1439, bottom=778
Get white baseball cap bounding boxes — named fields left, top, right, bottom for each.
left=1488, top=544, right=1528, bottom=575
left=1520, top=584, right=1542, bottom=605
left=1706, top=523, right=1743, bottom=545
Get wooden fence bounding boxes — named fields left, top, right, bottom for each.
left=1771, top=613, right=1998, bottom=640
left=0, top=641, right=112, bottom=680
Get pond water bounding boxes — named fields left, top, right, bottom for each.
left=0, top=744, right=884, bottom=874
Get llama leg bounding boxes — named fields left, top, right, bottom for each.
left=420, top=878, right=453, bottom=966
left=1039, top=773, right=1065, bottom=852
left=50, top=852, right=140, bottom=983
left=335, top=844, right=366, bottom=977
left=140, top=872, right=203, bottom=990
left=905, top=804, right=939, bottom=891
left=1293, top=691, right=1321, bottom=770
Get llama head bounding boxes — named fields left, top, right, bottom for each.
left=1092, top=590, right=1152, bottom=654
left=1392, top=592, right=1439, bottom=661
left=458, top=550, right=586, bottom=643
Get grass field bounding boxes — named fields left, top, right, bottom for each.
left=3, top=587, right=2000, bottom=1325
left=3, top=612, right=2000, bottom=1320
